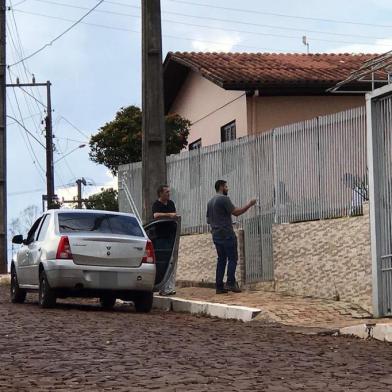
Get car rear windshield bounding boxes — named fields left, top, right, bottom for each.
left=58, top=213, right=144, bottom=237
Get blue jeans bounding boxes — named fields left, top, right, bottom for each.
left=212, top=233, right=238, bottom=289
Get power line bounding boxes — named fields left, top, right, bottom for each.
left=6, top=9, right=312, bottom=53
left=164, top=0, right=392, bottom=29
left=13, top=0, right=28, bottom=6
left=13, top=9, right=136, bottom=33
left=27, top=0, right=392, bottom=45
left=191, top=93, right=246, bottom=126
left=18, top=86, right=46, bottom=107
left=7, top=91, right=46, bottom=182
left=7, top=7, right=46, bottom=142
left=57, top=116, right=90, bottom=139
left=9, top=188, right=44, bottom=196
left=9, top=0, right=105, bottom=67
left=7, top=115, right=45, bottom=148
left=7, top=111, right=41, bottom=125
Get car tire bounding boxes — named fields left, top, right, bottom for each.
left=134, top=292, right=153, bottom=313
left=39, top=271, right=56, bottom=308
left=99, top=295, right=116, bottom=310
left=10, top=267, right=26, bottom=304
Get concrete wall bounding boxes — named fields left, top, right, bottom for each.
left=273, top=204, right=372, bottom=312
left=170, top=72, right=248, bottom=147
left=176, top=230, right=245, bottom=287
left=176, top=205, right=373, bottom=312
left=247, top=95, right=365, bottom=134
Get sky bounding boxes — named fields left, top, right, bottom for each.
left=5, top=0, right=392, bottom=234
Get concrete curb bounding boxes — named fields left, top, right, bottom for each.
left=340, top=323, right=392, bottom=342
left=0, top=274, right=10, bottom=286
left=153, top=296, right=261, bottom=322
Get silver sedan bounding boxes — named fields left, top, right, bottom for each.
left=10, top=209, right=180, bottom=312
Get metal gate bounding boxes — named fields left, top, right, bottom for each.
left=243, top=213, right=274, bottom=283
left=368, top=84, right=392, bottom=317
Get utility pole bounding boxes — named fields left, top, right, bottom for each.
left=45, top=81, right=54, bottom=209
left=7, top=81, right=55, bottom=211
left=0, top=0, right=6, bottom=274
left=141, top=0, right=167, bottom=223
left=75, top=178, right=86, bottom=209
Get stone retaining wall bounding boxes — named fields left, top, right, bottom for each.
left=273, top=204, right=372, bottom=312
left=176, top=230, right=244, bottom=287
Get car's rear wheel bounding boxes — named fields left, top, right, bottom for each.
left=39, top=271, right=56, bottom=308
left=134, top=292, right=153, bottom=313
left=10, top=267, right=26, bottom=304
left=99, top=295, right=116, bottom=310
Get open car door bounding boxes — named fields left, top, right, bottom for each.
left=143, top=217, right=181, bottom=292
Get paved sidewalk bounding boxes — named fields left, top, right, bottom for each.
left=174, top=287, right=392, bottom=330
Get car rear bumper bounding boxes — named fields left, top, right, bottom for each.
left=44, top=260, right=156, bottom=292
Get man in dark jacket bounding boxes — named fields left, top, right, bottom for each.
left=207, top=180, right=256, bottom=294
left=152, top=185, right=178, bottom=296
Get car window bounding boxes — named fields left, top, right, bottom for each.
left=26, top=217, right=43, bottom=245
left=58, top=213, right=144, bottom=237
left=36, top=215, right=50, bottom=242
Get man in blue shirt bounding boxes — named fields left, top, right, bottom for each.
left=207, top=180, right=256, bottom=294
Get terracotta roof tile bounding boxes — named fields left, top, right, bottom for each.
left=166, top=52, right=376, bottom=87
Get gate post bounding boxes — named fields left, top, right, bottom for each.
left=367, top=92, right=383, bottom=318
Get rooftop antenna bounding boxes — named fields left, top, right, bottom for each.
left=302, top=36, right=310, bottom=54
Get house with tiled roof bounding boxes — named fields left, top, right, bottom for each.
left=163, top=52, right=376, bottom=149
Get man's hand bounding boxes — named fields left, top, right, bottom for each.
left=248, top=199, right=257, bottom=207
left=169, top=212, right=177, bottom=218
left=232, top=199, right=257, bottom=217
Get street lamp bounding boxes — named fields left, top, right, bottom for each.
left=54, top=144, right=86, bottom=164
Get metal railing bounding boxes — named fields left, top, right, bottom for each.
left=119, top=106, right=367, bottom=283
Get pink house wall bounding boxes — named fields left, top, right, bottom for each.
left=170, top=72, right=248, bottom=147
left=169, top=71, right=365, bottom=147
left=247, top=95, right=365, bottom=134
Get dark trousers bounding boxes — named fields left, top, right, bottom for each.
left=212, top=234, right=238, bottom=289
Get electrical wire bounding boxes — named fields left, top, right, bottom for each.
left=8, top=0, right=105, bottom=67
left=10, top=10, right=286, bottom=52
left=163, top=0, right=392, bottom=29
left=31, top=0, right=392, bottom=42
left=9, top=188, right=45, bottom=196
left=7, top=115, right=46, bottom=148
left=7, top=6, right=46, bottom=142
left=57, top=116, right=90, bottom=139
left=7, top=111, right=41, bottom=125
left=7, top=91, right=46, bottom=182
left=191, top=93, right=246, bottom=126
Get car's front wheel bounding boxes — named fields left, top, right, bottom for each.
left=10, top=267, right=26, bottom=304
left=99, top=295, right=116, bottom=310
left=134, top=292, right=153, bottom=313
left=38, top=271, right=56, bottom=308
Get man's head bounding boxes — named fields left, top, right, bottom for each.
left=157, top=184, right=170, bottom=201
left=215, top=180, right=228, bottom=196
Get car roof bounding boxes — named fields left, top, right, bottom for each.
left=46, top=209, right=138, bottom=219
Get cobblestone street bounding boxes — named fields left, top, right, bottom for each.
left=0, top=285, right=391, bottom=391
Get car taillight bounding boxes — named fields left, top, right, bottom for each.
left=56, top=236, right=73, bottom=260
left=142, top=240, right=155, bottom=264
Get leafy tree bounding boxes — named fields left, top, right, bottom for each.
left=89, top=106, right=190, bottom=175
left=84, top=188, right=119, bottom=212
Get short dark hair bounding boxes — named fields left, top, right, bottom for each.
left=215, top=180, right=227, bottom=192
left=157, top=184, right=169, bottom=197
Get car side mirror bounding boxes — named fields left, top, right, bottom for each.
left=12, top=235, right=24, bottom=245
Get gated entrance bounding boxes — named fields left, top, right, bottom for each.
left=367, top=84, right=392, bottom=317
